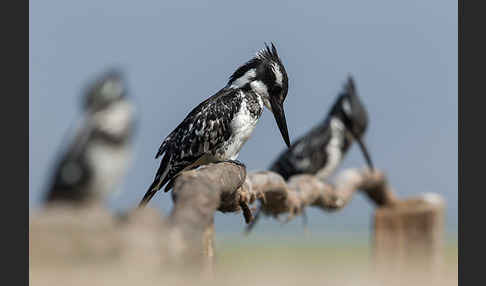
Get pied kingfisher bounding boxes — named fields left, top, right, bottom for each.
left=140, top=43, right=291, bottom=206
left=270, top=76, right=373, bottom=181
left=45, top=70, right=136, bottom=204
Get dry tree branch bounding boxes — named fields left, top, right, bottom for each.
left=168, top=161, right=398, bottom=230
left=244, top=168, right=398, bottom=227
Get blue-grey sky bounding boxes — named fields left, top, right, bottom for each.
left=30, top=0, right=457, bottom=235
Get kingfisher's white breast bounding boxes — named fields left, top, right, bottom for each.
left=86, top=141, right=132, bottom=196
left=214, top=96, right=262, bottom=161
left=316, top=117, right=346, bottom=180
left=85, top=101, right=135, bottom=196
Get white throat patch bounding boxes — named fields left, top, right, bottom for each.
left=250, top=80, right=272, bottom=110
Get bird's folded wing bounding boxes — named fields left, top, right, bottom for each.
left=156, top=88, right=239, bottom=164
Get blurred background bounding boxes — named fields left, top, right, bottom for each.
left=29, top=0, right=457, bottom=245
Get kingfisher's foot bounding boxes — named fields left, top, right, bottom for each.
left=239, top=201, right=254, bottom=224
left=244, top=205, right=262, bottom=235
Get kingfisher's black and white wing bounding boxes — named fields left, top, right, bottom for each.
left=270, top=121, right=334, bottom=180
left=45, top=119, right=95, bottom=202
left=140, top=88, right=241, bottom=206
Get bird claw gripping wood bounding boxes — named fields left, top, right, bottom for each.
left=218, top=181, right=258, bottom=224
left=239, top=201, right=253, bottom=224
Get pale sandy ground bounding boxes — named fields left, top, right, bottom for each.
left=30, top=240, right=457, bottom=286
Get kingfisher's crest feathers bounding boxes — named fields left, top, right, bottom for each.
left=228, top=42, right=285, bottom=86
left=344, top=75, right=356, bottom=96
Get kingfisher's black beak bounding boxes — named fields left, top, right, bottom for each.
left=350, top=130, right=374, bottom=170
left=270, top=96, right=291, bottom=148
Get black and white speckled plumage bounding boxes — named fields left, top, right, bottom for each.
left=153, top=89, right=263, bottom=187
left=45, top=71, right=136, bottom=204
left=270, top=76, right=371, bottom=180
left=140, top=43, right=290, bottom=206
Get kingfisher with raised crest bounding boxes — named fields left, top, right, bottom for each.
left=139, top=43, right=291, bottom=207
left=270, top=76, right=374, bottom=181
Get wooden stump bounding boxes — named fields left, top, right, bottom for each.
left=373, top=192, right=446, bottom=279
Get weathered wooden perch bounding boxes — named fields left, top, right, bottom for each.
left=167, top=161, right=247, bottom=264
left=168, top=162, right=397, bottom=226
left=245, top=168, right=397, bottom=219
left=240, top=167, right=397, bottom=233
